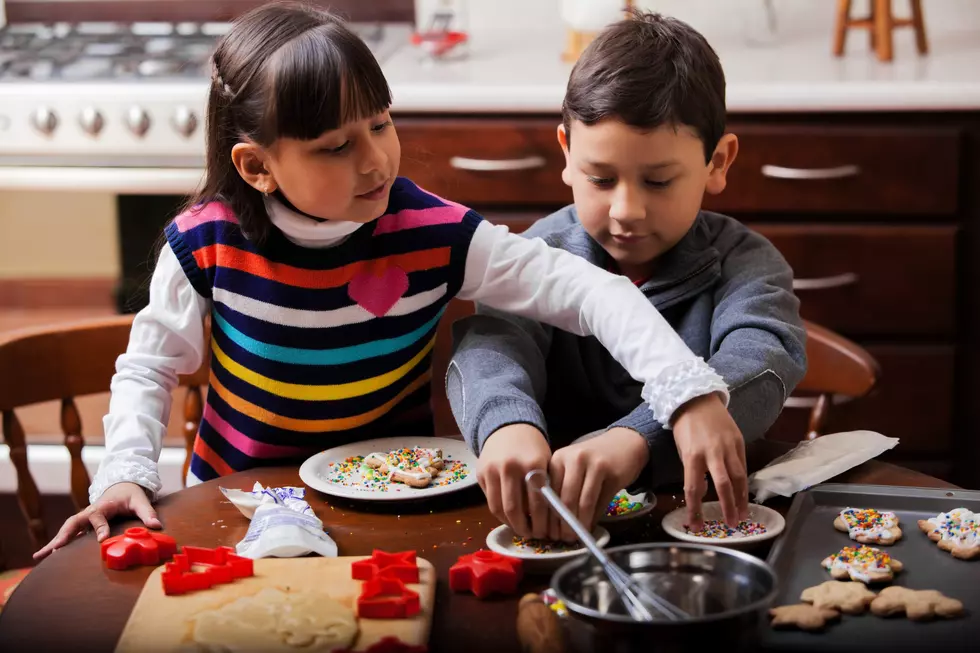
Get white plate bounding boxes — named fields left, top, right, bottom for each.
left=661, top=501, right=785, bottom=546
left=298, top=436, right=478, bottom=501
left=599, top=490, right=657, bottom=523
left=486, top=524, right=610, bottom=571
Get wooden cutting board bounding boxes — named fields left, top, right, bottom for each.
left=115, top=556, right=436, bottom=652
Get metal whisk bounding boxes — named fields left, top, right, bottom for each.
left=525, top=469, right=689, bottom=622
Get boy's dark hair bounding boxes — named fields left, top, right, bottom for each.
left=185, top=1, right=391, bottom=243
left=562, top=10, right=726, bottom=163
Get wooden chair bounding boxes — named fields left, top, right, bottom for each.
left=834, top=0, right=928, bottom=62
left=0, top=315, right=209, bottom=566
left=787, top=320, right=881, bottom=440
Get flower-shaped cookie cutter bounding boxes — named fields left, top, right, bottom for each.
left=160, top=545, right=254, bottom=596
left=357, top=577, right=421, bottom=619
left=449, top=550, right=523, bottom=599
left=101, top=527, right=177, bottom=571
left=351, top=550, right=419, bottom=583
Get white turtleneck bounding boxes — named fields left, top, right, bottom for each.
left=89, top=198, right=727, bottom=503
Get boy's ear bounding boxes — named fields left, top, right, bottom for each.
left=704, top=133, right=738, bottom=196
left=557, top=124, right=573, bottom=187
left=231, top=142, right=278, bottom=194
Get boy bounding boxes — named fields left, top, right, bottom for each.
left=447, top=11, right=807, bottom=541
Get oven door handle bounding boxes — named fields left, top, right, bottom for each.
left=0, top=166, right=205, bottom=194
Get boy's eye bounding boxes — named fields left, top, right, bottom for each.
left=371, top=120, right=392, bottom=133
left=324, top=141, right=350, bottom=154
left=645, top=179, right=672, bottom=189
left=586, top=176, right=615, bottom=187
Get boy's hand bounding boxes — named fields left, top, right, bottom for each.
left=671, top=393, right=748, bottom=531
left=33, top=482, right=161, bottom=561
left=549, top=427, right=649, bottom=542
left=478, top=424, right=552, bottom=539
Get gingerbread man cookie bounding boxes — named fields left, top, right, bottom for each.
left=800, top=580, right=877, bottom=615
left=870, top=586, right=964, bottom=621
left=917, top=508, right=979, bottom=560
left=769, top=604, right=841, bottom=631
left=821, top=545, right=903, bottom=583
left=835, top=507, right=902, bottom=545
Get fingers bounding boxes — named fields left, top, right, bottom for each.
left=501, top=467, right=530, bottom=538
left=527, top=477, right=550, bottom=540
left=88, top=509, right=112, bottom=542
left=728, top=443, right=749, bottom=521
left=684, top=455, right=708, bottom=531
left=481, top=470, right=504, bottom=526
left=546, top=460, right=565, bottom=541
left=707, top=453, right=738, bottom=528
left=577, top=468, right=603, bottom=535
left=131, top=494, right=163, bottom=530
left=557, top=459, right=584, bottom=542
left=33, top=509, right=92, bottom=561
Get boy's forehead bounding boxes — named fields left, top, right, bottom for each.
left=569, top=119, right=702, bottom=163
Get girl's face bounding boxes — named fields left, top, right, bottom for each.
left=234, top=110, right=401, bottom=223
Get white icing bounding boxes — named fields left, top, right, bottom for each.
left=822, top=547, right=892, bottom=583
left=839, top=507, right=898, bottom=541
left=364, top=452, right=387, bottom=467
left=926, top=508, right=979, bottom=548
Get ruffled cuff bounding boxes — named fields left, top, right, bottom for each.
left=641, top=358, right=730, bottom=428
left=88, top=454, right=163, bottom=505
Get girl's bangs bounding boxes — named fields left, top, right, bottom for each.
left=266, top=24, right=392, bottom=141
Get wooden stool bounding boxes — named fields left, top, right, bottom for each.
left=834, top=0, right=928, bottom=62
left=562, top=0, right=634, bottom=63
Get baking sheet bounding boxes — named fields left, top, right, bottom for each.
left=762, top=483, right=980, bottom=652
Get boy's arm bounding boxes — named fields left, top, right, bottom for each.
left=447, top=305, right=553, bottom=455
left=619, top=229, right=808, bottom=490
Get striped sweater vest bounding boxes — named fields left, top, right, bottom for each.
left=165, top=177, right=482, bottom=482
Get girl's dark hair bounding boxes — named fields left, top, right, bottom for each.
left=185, top=1, right=392, bottom=243
left=562, top=10, right=725, bottom=163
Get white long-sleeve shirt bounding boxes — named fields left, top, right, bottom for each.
left=89, top=198, right=727, bottom=503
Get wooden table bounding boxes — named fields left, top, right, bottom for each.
left=0, top=440, right=957, bottom=653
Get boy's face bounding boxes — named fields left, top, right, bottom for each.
left=559, top=119, right=737, bottom=278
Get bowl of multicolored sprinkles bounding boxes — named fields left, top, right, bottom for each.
left=661, top=501, right=785, bottom=546
left=599, top=489, right=657, bottom=523
left=298, top=436, right=478, bottom=501
left=486, top=524, right=611, bottom=571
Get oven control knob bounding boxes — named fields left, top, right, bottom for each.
left=126, top=106, right=151, bottom=138
left=171, top=106, right=198, bottom=138
left=31, top=106, right=58, bottom=136
left=79, top=107, right=105, bottom=136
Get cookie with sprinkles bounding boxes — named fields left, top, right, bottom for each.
left=821, top=545, right=904, bottom=584
left=834, top=507, right=903, bottom=545
left=917, top=507, right=980, bottom=560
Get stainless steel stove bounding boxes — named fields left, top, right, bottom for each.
left=0, top=20, right=411, bottom=192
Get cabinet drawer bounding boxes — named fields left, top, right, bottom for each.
left=397, top=118, right=570, bottom=206
left=706, top=125, right=960, bottom=216
left=752, top=224, right=957, bottom=337
left=767, top=345, right=954, bottom=455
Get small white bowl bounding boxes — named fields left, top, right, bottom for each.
left=598, top=490, right=657, bottom=524
left=486, top=524, right=611, bottom=572
left=661, top=501, right=785, bottom=546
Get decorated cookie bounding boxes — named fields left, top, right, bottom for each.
left=917, top=508, right=979, bottom=560
left=800, top=580, right=877, bottom=615
left=870, top=586, right=964, bottom=621
left=821, top=545, right=903, bottom=584
left=769, top=604, right=840, bottom=631
left=835, top=508, right=902, bottom=545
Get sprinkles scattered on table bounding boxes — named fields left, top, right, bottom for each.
left=605, top=491, right=645, bottom=517
left=512, top=537, right=579, bottom=554
left=684, top=519, right=768, bottom=539
left=323, top=451, right=470, bottom=491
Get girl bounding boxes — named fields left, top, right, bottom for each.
left=36, top=2, right=746, bottom=559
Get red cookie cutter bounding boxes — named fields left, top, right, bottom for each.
left=351, top=550, right=419, bottom=583
left=101, top=527, right=177, bottom=571
left=337, top=637, right=428, bottom=653
left=449, top=550, right=523, bottom=599
left=357, top=577, right=421, bottom=619
left=160, top=545, right=254, bottom=596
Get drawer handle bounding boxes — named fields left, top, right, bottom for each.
left=761, top=164, right=861, bottom=180
left=793, top=273, right=859, bottom=291
left=449, top=155, right=547, bottom=172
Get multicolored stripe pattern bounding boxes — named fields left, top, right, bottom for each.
left=165, top=177, right=481, bottom=481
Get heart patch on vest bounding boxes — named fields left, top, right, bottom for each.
left=348, top=266, right=410, bottom=317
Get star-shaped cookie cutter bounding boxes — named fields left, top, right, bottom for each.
left=160, top=545, right=254, bottom=596
left=100, top=527, right=177, bottom=571
left=357, top=577, right=421, bottom=619
left=448, top=550, right=523, bottom=599
left=351, top=549, right=419, bottom=583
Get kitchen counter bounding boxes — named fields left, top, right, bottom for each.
left=385, top=24, right=980, bottom=114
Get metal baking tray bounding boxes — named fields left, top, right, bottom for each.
left=762, top=483, right=980, bottom=652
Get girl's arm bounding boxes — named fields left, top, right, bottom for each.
left=458, top=220, right=728, bottom=427
left=88, top=244, right=209, bottom=503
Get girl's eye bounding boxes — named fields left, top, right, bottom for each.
left=587, top=176, right=614, bottom=187
left=645, top=179, right=672, bottom=189
left=324, top=141, right=350, bottom=154
left=371, top=120, right=392, bottom=133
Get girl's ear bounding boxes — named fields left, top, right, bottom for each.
left=231, top=142, right=278, bottom=194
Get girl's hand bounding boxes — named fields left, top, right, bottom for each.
left=478, top=424, right=553, bottom=539
left=548, top=428, right=649, bottom=541
left=33, top=482, right=161, bottom=561
left=671, top=393, right=748, bottom=531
